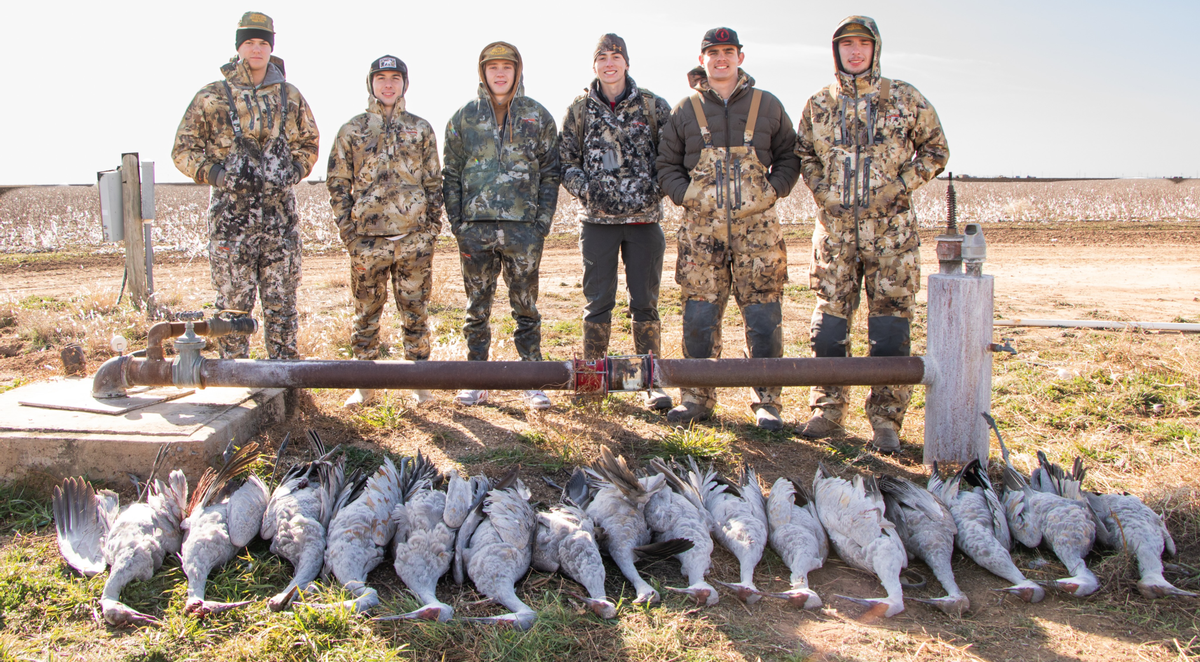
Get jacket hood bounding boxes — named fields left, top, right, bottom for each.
left=687, top=65, right=754, bottom=99
left=222, top=55, right=286, bottom=89
left=832, top=15, right=882, bottom=93
left=477, top=41, right=525, bottom=107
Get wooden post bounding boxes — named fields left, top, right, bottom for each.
left=120, top=153, right=148, bottom=308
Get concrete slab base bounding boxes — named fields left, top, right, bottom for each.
left=0, top=377, right=285, bottom=486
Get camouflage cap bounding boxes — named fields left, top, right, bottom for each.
left=594, top=33, right=629, bottom=63
left=236, top=11, right=274, bottom=49
left=833, top=22, right=875, bottom=41
left=479, top=42, right=519, bottom=65
left=700, top=27, right=741, bottom=52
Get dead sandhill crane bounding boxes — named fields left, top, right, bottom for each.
left=260, top=431, right=347, bottom=611
left=532, top=468, right=618, bottom=619
left=181, top=442, right=271, bottom=617
left=985, top=414, right=1099, bottom=597
left=693, top=461, right=769, bottom=604
left=52, top=445, right=188, bottom=626
left=813, top=463, right=908, bottom=618
left=1034, top=452, right=1196, bottom=599
left=878, top=474, right=969, bottom=616
left=763, top=477, right=828, bottom=609
left=316, top=455, right=404, bottom=614
left=928, top=460, right=1044, bottom=603
left=384, top=457, right=486, bottom=622
left=457, top=469, right=538, bottom=630
left=644, top=458, right=719, bottom=607
left=584, top=446, right=687, bottom=604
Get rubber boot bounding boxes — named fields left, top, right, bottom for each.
left=743, top=302, right=783, bottom=428
left=866, top=316, right=913, bottom=435
left=667, top=301, right=720, bottom=423
left=804, top=311, right=849, bottom=432
left=583, top=320, right=611, bottom=361
left=632, top=320, right=672, bottom=411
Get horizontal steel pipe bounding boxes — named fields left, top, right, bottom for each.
left=202, top=359, right=574, bottom=391
left=654, top=357, right=926, bottom=388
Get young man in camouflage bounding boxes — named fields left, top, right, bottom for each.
left=795, top=16, right=949, bottom=452
left=560, top=34, right=673, bottom=411
left=172, top=12, right=319, bottom=360
left=657, top=27, right=800, bottom=430
left=327, top=55, right=443, bottom=408
left=442, top=41, right=560, bottom=410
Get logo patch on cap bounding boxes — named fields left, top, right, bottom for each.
left=716, top=28, right=730, bottom=41
left=379, top=57, right=397, bottom=69
left=487, top=45, right=512, bottom=57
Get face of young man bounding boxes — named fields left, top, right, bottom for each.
left=372, top=71, right=405, bottom=109
left=484, top=60, right=515, bottom=97
left=593, top=51, right=628, bottom=86
left=837, top=36, right=874, bottom=75
left=237, top=38, right=272, bottom=73
left=699, top=45, right=744, bottom=86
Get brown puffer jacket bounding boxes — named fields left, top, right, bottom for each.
left=656, top=68, right=800, bottom=206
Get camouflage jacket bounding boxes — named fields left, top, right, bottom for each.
left=559, top=77, right=671, bottom=224
left=442, top=82, right=560, bottom=234
left=797, top=15, right=949, bottom=245
left=326, top=95, right=443, bottom=245
left=172, top=58, right=319, bottom=186
left=657, top=69, right=800, bottom=206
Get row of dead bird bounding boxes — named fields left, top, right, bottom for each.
left=52, top=414, right=1193, bottom=630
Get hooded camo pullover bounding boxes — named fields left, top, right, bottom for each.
left=173, top=57, right=319, bottom=188
left=442, top=42, right=561, bottom=234
left=796, top=16, right=949, bottom=251
left=326, top=84, right=443, bottom=245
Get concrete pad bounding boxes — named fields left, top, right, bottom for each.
left=0, top=377, right=285, bottom=486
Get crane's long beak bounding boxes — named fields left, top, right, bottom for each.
left=567, top=590, right=618, bottom=619
left=184, top=598, right=254, bottom=618
left=372, top=604, right=451, bottom=622
left=834, top=595, right=903, bottom=621
left=910, top=595, right=969, bottom=616
left=665, top=585, right=714, bottom=607
left=754, top=587, right=822, bottom=610
left=711, top=579, right=762, bottom=604
left=993, top=583, right=1045, bottom=603
left=463, top=611, right=536, bottom=631
left=100, top=599, right=161, bottom=627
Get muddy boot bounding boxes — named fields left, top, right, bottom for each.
left=667, top=400, right=713, bottom=424
left=871, top=427, right=901, bottom=454
left=796, top=412, right=843, bottom=439
left=583, top=320, right=611, bottom=360
left=633, top=320, right=672, bottom=411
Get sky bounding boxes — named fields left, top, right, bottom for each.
left=2, top=0, right=1197, bottom=185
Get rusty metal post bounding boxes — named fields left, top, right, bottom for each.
left=924, top=222, right=993, bottom=465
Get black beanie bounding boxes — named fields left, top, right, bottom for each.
left=235, top=12, right=275, bottom=50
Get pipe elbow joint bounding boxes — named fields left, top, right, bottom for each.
left=92, top=354, right=131, bottom=399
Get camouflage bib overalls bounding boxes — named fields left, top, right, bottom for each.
left=206, top=81, right=302, bottom=359
left=675, top=90, right=787, bottom=414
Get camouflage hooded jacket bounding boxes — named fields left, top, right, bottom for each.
left=656, top=68, right=800, bottom=206
left=796, top=16, right=949, bottom=252
left=172, top=58, right=319, bottom=187
left=326, top=94, right=443, bottom=245
left=442, top=43, right=560, bottom=235
left=559, top=77, right=672, bottom=224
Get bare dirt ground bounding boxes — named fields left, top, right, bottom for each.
left=1, top=222, right=1197, bottom=661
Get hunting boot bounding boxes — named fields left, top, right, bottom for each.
left=799, top=312, right=849, bottom=437
left=743, top=302, right=784, bottom=430
left=632, top=320, right=672, bottom=411
left=666, top=301, right=720, bottom=424
left=582, top=320, right=611, bottom=360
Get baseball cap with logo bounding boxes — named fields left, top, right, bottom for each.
left=700, top=27, right=741, bottom=52
left=479, top=42, right=519, bottom=65
left=368, top=55, right=409, bottom=94
left=236, top=11, right=275, bottom=49
left=833, top=22, right=875, bottom=42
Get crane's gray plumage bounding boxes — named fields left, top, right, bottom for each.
left=928, top=460, right=1044, bottom=603
left=52, top=444, right=189, bottom=626
left=985, top=413, right=1099, bottom=597
left=583, top=446, right=669, bottom=604
left=181, top=442, right=270, bottom=616
left=532, top=468, right=617, bottom=619
left=687, top=459, right=768, bottom=604
left=1034, top=452, right=1196, bottom=599
left=461, top=469, right=539, bottom=631
left=764, top=477, right=828, bottom=609
left=813, top=463, right=908, bottom=618
left=644, top=458, right=718, bottom=607
left=318, top=456, right=404, bottom=614
left=879, top=474, right=969, bottom=616
left=261, top=430, right=348, bottom=611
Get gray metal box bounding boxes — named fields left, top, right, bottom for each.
left=97, top=171, right=123, bottom=242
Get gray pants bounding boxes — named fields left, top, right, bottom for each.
left=580, top=222, right=665, bottom=325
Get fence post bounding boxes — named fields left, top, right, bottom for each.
left=120, top=153, right=148, bottom=309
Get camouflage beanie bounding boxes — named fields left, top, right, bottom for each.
left=594, top=34, right=629, bottom=63
left=236, top=11, right=275, bottom=49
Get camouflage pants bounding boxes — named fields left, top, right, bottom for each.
left=455, top=221, right=543, bottom=362
left=208, top=229, right=301, bottom=359
left=675, top=205, right=788, bottom=412
left=348, top=233, right=435, bottom=361
left=807, top=217, right=921, bottom=430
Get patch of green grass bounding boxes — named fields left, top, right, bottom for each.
left=18, top=295, right=65, bottom=311
left=655, top=424, right=735, bottom=461
left=354, top=398, right=408, bottom=430
left=0, top=376, right=29, bottom=395
left=0, top=483, right=51, bottom=535
left=544, top=319, right=581, bottom=347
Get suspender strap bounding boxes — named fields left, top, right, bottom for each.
left=641, top=91, right=657, bottom=144
left=221, top=82, right=243, bottom=139
left=742, top=89, right=762, bottom=146
left=689, top=94, right=712, bottom=148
